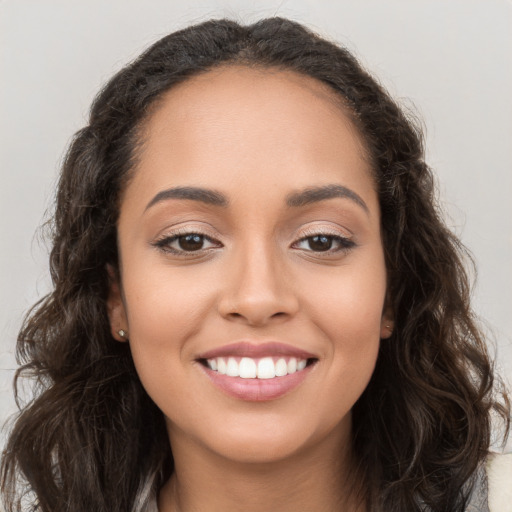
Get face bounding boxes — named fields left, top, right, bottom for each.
left=108, top=66, right=393, bottom=464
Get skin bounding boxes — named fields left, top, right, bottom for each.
left=108, top=66, right=393, bottom=512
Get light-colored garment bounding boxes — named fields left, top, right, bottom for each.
left=145, top=498, right=158, bottom=512
left=144, top=453, right=512, bottom=511
left=487, top=452, right=512, bottom=512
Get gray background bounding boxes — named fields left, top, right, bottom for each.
left=1, top=0, right=511, bottom=453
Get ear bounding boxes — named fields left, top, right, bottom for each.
left=380, top=297, right=394, bottom=340
left=106, top=264, right=129, bottom=342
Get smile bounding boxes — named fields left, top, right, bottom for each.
left=197, top=342, right=318, bottom=401
left=205, top=356, right=308, bottom=379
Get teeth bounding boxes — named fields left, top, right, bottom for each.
left=287, top=358, right=297, bottom=374
left=275, top=358, right=287, bottom=377
left=257, top=357, right=276, bottom=379
left=226, top=357, right=239, bottom=377
left=239, top=357, right=257, bottom=378
left=205, top=356, right=310, bottom=379
left=217, top=357, right=227, bottom=375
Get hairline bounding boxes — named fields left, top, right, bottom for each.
left=121, top=62, right=378, bottom=201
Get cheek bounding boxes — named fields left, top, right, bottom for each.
left=123, top=263, right=216, bottom=339
left=301, top=255, right=386, bottom=396
left=305, top=255, right=387, bottom=345
left=304, top=311, right=381, bottom=437
left=119, top=265, right=219, bottom=395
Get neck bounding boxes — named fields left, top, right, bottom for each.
left=158, top=427, right=365, bottom=512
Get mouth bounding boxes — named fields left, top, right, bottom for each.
left=196, top=342, right=318, bottom=401
left=198, top=355, right=316, bottom=379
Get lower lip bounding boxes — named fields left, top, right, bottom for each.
left=201, top=364, right=314, bottom=402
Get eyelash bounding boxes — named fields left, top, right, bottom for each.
left=152, top=227, right=356, bottom=259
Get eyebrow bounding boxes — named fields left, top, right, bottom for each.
left=285, top=184, right=369, bottom=213
left=145, top=186, right=229, bottom=210
left=145, top=184, right=368, bottom=213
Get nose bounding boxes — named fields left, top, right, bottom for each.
left=217, top=242, right=299, bottom=327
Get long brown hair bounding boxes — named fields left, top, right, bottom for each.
left=1, top=17, right=509, bottom=512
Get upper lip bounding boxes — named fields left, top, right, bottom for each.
left=197, top=341, right=317, bottom=360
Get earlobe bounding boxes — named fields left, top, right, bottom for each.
left=380, top=317, right=394, bottom=339
left=380, top=297, right=394, bottom=339
left=106, top=264, right=129, bottom=342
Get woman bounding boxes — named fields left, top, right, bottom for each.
left=1, top=17, right=509, bottom=512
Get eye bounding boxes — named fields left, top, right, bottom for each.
left=153, top=231, right=221, bottom=255
left=293, top=233, right=355, bottom=254
left=152, top=229, right=355, bottom=258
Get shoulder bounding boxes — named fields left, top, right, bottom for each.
left=486, top=452, right=512, bottom=512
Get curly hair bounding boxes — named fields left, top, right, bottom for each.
left=1, top=17, right=509, bottom=512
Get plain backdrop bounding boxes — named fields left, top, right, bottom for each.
left=1, top=0, right=511, bottom=453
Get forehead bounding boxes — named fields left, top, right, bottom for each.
left=127, top=65, right=376, bottom=214
left=137, top=65, right=368, bottom=162
left=154, top=64, right=351, bottom=118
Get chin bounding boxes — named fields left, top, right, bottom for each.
left=185, top=412, right=348, bottom=466
left=211, top=435, right=309, bottom=465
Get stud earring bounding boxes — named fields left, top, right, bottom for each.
left=118, top=329, right=127, bottom=339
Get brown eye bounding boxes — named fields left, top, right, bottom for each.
left=153, top=231, right=221, bottom=256
left=293, top=233, right=356, bottom=255
left=308, top=235, right=333, bottom=252
left=178, top=234, right=205, bottom=251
